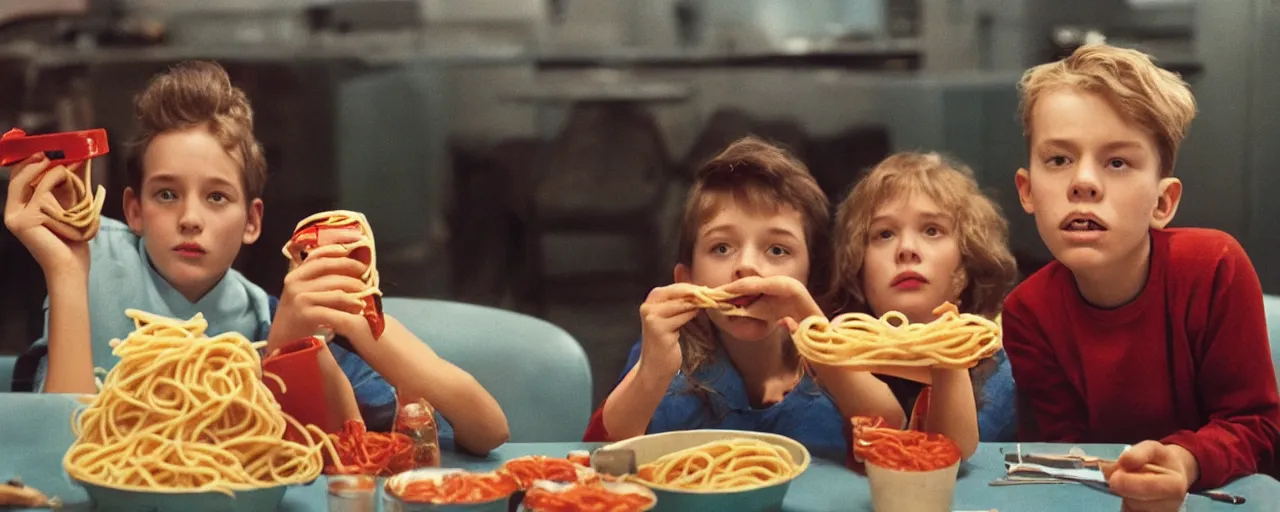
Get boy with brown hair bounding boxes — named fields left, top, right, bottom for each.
left=582, top=136, right=904, bottom=461
left=4, top=61, right=508, bottom=453
left=6, top=61, right=272, bottom=394
left=1004, top=43, right=1280, bottom=507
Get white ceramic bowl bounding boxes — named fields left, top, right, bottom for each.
left=601, top=429, right=810, bottom=512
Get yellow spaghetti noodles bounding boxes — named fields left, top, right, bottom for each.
left=687, top=287, right=754, bottom=317
left=791, top=302, right=1000, bottom=369
left=635, top=439, right=800, bottom=491
left=29, top=159, right=105, bottom=241
left=63, top=309, right=341, bottom=495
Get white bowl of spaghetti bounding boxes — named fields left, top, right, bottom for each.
left=62, top=310, right=336, bottom=512
left=601, top=430, right=810, bottom=512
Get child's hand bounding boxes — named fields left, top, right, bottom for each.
left=4, top=155, right=89, bottom=279
left=270, top=244, right=374, bottom=349
left=719, top=275, right=822, bottom=326
left=638, top=283, right=701, bottom=380
left=1101, top=441, right=1196, bottom=511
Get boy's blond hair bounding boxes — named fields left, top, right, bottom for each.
left=1018, top=44, right=1196, bottom=177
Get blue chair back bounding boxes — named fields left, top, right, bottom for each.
left=1263, top=295, right=1280, bottom=385
left=0, top=355, right=14, bottom=392
left=381, top=298, right=592, bottom=442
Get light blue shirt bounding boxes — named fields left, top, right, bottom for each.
left=26, top=217, right=451, bottom=440
left=31, top=217, right=271, bottom=391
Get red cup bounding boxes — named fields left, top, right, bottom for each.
left=262, top=337, right=335, bottom=441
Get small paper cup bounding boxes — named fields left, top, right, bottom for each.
left=864, top=460, right=959, bottom=512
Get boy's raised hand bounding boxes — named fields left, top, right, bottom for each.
left=4, top=155, right=89, bottom=278
left=269, top=244, right=375, bottom=350
left=638, top=283, right=703, bottom=380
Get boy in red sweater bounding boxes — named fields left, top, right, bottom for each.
left=1004, top=43, right=1280, bottom=509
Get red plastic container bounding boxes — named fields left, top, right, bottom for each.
left=0, top=128, right=110, bottom=167
left=262, top=337, right=335, bottom=442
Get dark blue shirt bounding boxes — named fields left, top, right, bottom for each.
left=617, top=341, right=848, bottom=462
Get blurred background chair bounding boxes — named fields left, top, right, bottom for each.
left=382, top=297, right=593, bottom=442
left=0, top=354, right=15, bottom=392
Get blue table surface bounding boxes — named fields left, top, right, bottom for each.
left=2, top=393, right=1278, bottom=511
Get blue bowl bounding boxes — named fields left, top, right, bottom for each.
left=77, top=481, right=287, bottom=512
left=601, top=430, right=811, bottom=512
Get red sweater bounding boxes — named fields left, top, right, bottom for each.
left=1003, top=228, right=1280, bottom=490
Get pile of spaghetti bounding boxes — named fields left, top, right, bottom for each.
left=635, top=438, right=801, bottom=491
left=850, top=416, right=961, bottom=472
left=791, top=302, right=1001, bottom=369
left=63, top=310, right=337, bottom=494
left=324, top=420, right=414, bottom=476
left=523, top=482, right=656, bottom=512
left=387, top=471, right=518, bottom=504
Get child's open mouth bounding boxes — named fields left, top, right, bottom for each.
left=726, top=294, right=763, bottom=309
left=1060, top=213, right=1108, bottom=232
left=1063, top=220, right=1105, bottom=231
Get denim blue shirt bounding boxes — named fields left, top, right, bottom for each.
left=616, top=341, right=848, bottom=462
left=617, top=339, right=1019, bottom=453
left=883, top=349, right=1019, bottom=442
left=979, top=350, right=1018, bottom=442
